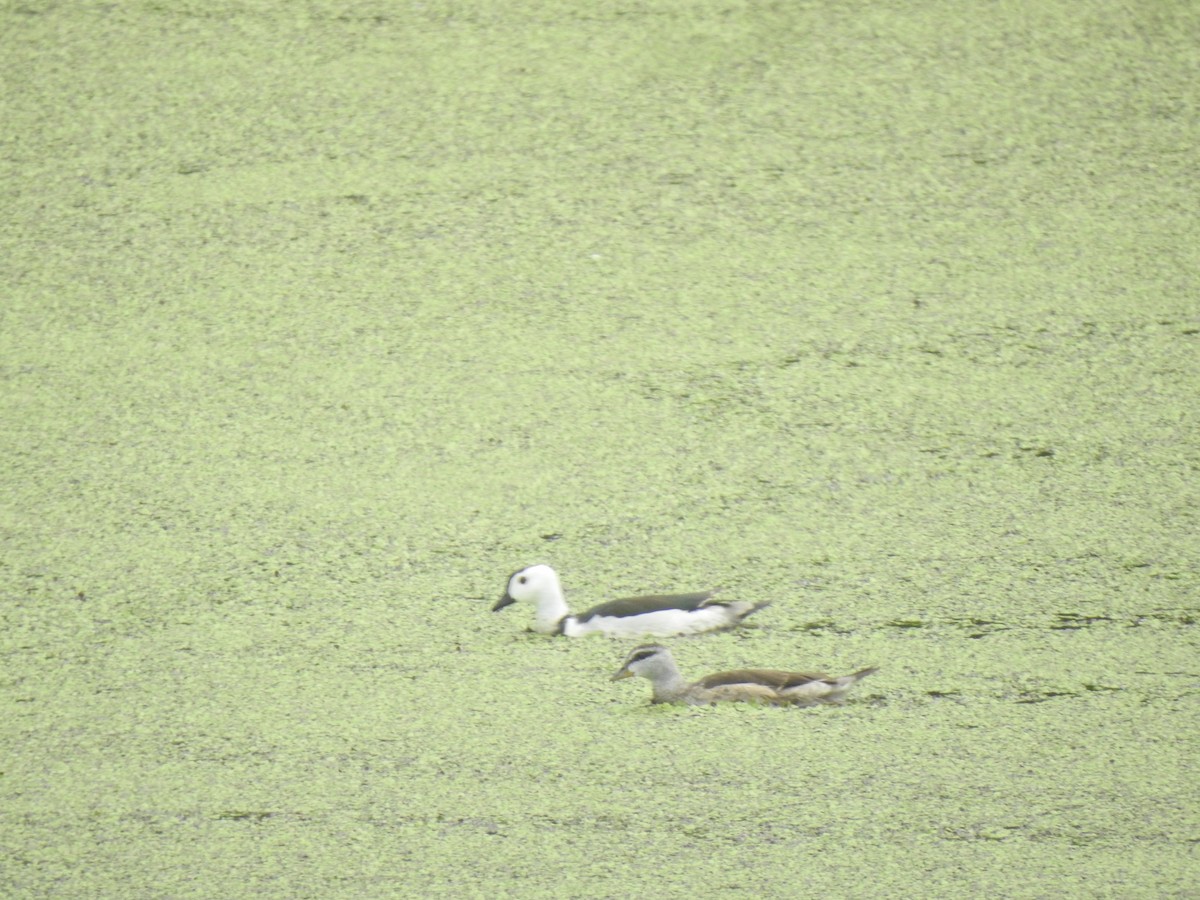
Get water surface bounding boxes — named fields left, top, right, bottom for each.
left=2, top=1, right=1197, bottom=896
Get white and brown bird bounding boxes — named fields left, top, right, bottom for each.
left=611, top=644, right=877, bottom=706
left=493, top=565, right=769, bottom=637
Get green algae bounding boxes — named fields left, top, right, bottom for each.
left=2, top=0, right=1198, bottom=897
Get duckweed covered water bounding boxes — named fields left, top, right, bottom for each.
left=2, top=1, right=1197, bottom=896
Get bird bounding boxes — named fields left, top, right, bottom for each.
left=611, top=643, right=878, bottom=706
left=492, top=564, right=769, bottom=637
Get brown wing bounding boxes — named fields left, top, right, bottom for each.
left=704, top=683, right=780, bottom=704
left=576, top=591, right=715, bottom=622
left=696, top=668, right=831, bottom=691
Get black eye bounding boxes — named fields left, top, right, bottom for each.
left=518, top=576, right=527, bottom=584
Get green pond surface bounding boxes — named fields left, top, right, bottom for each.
left=2, top=1, right=1197, bottom=896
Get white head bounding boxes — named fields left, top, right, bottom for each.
left=492, top=565, right=570, bottom=633
left=494, top=564, right=561, bottom=608
left=611, top=644, right=678, bottom=683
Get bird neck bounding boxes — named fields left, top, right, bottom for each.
left=532, top=579, right=571, bottom=634
left=648, top=661, right=690, bottom=703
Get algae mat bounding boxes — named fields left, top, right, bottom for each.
left=2, top=1, right=1197, bottom=896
